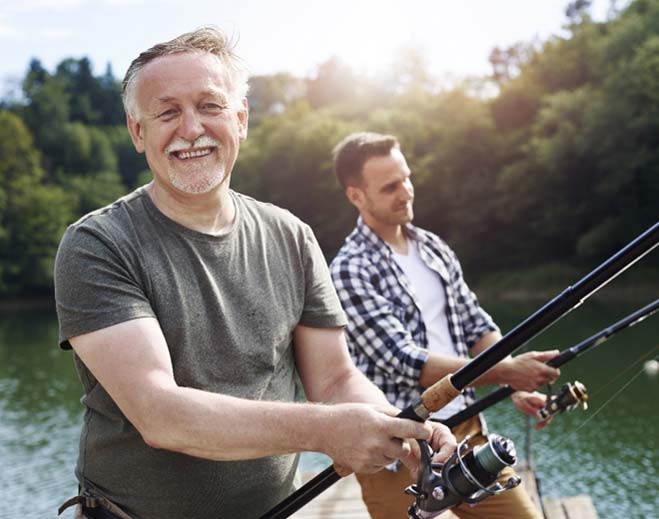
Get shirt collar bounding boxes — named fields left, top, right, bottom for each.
left=355, top=217, right=425, bottom=255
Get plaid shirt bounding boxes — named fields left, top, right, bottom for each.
left=330, top=217, right=498, bottom=411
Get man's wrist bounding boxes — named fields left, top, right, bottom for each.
left=491, top=357, right=512, bottom=384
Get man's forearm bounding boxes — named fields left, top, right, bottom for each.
left=317, top=365, right=394, bottom=410
left=418, top=331, right=507, bottom=388
left=139, top=385, right=346, bottom=460
left=471, top=330, right=503, bottom=354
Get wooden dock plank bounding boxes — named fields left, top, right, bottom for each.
left=543, top=495, right=599, bottom=519
left=517, top=464, right=543, bottom=514
left=291, top=474, right=370, bottom=518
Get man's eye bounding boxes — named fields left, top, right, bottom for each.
left=203, top=103, right=225, bottom=111
left=158, top=109, right=178, bottom=119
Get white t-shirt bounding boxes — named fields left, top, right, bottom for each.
left=392, top=241, right=465, bottom=419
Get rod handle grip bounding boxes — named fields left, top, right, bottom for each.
left=421, top=374, right=461, bottom=413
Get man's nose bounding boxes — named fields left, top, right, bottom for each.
left=402, top=182, right=414, bottom=200
left=178, top=108, right=205, bottom=142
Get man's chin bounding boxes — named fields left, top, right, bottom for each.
left=169, top=171, right=226, bottom=195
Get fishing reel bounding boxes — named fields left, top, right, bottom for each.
left=405, top=434, right=521, bottom=519
left=539, top=380, right=588, bottom=420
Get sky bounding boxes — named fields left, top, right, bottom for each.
left=0, top=0, right=621, bottom=93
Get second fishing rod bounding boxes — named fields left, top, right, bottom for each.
left=440, top=298, right=659, bottom=429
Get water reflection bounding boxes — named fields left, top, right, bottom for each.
left=0, top=306, right=82, bottom=518
left=0, top=300, right=657, bottom=518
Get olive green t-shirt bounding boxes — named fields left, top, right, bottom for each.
left=54, top=187, right=346, bottom=519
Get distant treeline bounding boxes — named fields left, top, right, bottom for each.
left=0, top=0, right=657, bottom=298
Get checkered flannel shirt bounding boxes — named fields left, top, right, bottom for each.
left=330, top=217, right=498, bottom=411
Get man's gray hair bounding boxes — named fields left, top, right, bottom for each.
left=122, top=26, right=249, bottom=120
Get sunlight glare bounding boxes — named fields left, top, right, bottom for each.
left=332, top=4, right=412, bottom=75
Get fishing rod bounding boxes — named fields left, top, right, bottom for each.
left=440, top=298, right=659, bottom=428
left=261, top=221, right=659, bottom=519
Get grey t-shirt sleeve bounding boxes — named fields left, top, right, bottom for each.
left=298, top=225, right=348, bottom=329
left=54, top=223, right=155, bottom=349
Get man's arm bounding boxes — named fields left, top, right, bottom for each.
left=431, top=244, right=561, bottom=392
left=418, top=331, right=558, bottom=389
left=331, top=255, right=551, bottom=392
left=471, top=330, right=560, bottom=420
left=70, top=318, right=451, bottom=473
left=294, top=324, right=456, bottom=471
left=469, top=331, right=561, bottom=390
left=330, top=255, right=431, bottom=389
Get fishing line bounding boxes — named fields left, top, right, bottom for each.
left=537, top=346, right=658, bottom=455
left=587, top=343, right=659, bottom=400
left=570, top=354, right=657, bottom=434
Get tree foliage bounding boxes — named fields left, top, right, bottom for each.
left=1, top=0, right=657, bottom=298
left=0, top=111, right=75, bottom=294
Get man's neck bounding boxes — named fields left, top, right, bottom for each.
left=364, top=218, right=408, bottom=255
left=147, top=180, right=236, bottom=235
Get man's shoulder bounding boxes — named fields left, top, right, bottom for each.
left=234, top=191, right=307, bottom=230
left=63, top=187, right=148, bottom=242
left=330, top=231, right=379, bottom=275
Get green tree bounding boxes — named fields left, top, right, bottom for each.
left=0, top=111, right=75, bottom=295
left=248, top=72, right=305, bottom=126
left=235, top=102, right=357, bottom=256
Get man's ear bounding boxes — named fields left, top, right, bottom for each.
left=237, top=97, right=249, bottom=141
left=126, top=115, right=145, bottom=153
left=346, top=185, right=364, bottom=209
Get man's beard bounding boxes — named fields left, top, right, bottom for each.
left=165, top=136, right=226, bottom=194
left=168, top=162, right=226, bottom=194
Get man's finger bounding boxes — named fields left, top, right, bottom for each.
left=386, top=416, right=433, bottom=441
left=535, top=349, right=560, bottom=361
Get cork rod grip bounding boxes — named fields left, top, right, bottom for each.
left=421, top=374, right=461, bottom=413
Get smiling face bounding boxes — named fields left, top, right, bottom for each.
left=126, top=51, right=248, bottom=196
left=347, top=147, right=415, bottom=232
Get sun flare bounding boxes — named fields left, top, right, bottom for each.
left=332, top=4, right=417, bottom=76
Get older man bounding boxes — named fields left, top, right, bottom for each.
left=54, top=31, right=454, bottom=519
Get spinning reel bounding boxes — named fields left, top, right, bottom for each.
left=540, top=380, right=588, bottom=420
left=405, top=434, right=521, bottom=519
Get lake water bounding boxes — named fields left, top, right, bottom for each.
left=0, top=298, right=657, bottom=518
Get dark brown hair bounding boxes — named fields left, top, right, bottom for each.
left=332, top=132, right=399, bottom=189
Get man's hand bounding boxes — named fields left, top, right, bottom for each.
left=498, top=350, right=561, bottom=391
left=401, top=421, right=457, bottom=478
left=323, top=404, right=455, bottom=475
left=511, top=391, right=554, bottom=430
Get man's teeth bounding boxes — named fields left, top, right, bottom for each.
left=176, top=148, right=212, bottom=159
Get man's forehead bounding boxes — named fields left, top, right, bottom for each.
left=362, top=150, right=409, bottom=179
left=137, top=51, right=232, bottom=96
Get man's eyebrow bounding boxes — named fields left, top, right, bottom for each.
left=203, top=88, right=230, bottom=102
left=154, top=90, right=230, bottom=104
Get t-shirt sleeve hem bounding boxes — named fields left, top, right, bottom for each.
left=298, top=311, right=348, bottom=329
left=58, top=307, right=156, bottom=350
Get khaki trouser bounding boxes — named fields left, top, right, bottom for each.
left=356, top=416, right=542, bottom=519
